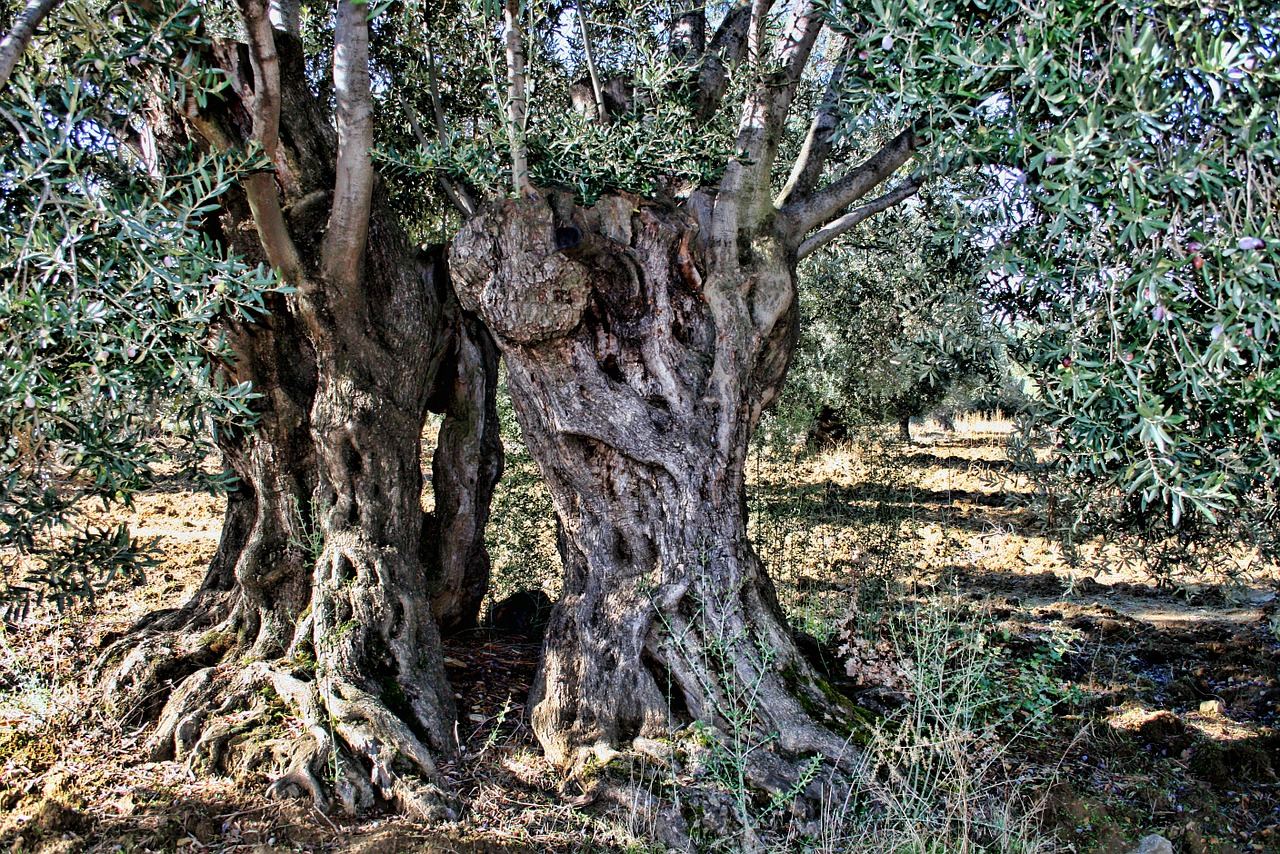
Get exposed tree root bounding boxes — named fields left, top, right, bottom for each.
left=92, top=603, right=238, bottom=726
left=119, top=656, right=460, bottom=821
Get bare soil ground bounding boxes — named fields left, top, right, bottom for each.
left=1, top=420, right=1277, bottom=852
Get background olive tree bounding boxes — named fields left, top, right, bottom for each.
left=777, top=185, right=1007, bottom=445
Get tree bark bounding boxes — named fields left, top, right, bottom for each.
left=95, top=294, right=318, bottom=723
left=430, top=315, right=504, bottom=635
left=0, top=0, right=62, bottom=90
left=451, top=191, right=860, bottom=778
left=298, top=230, right=462, bottom=816
left=898, top=414, right=912, bottom=443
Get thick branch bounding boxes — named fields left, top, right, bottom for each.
left=775, top=36, right=855, bottom=208
left=708, top=3, right=750, bottom=65
left=235, top=0, right=304, bottom=285
left=0, top=0, right=61, bottom=90
left=670, top=5, right=705, bottom=59
left=503, top=0, right=531, bottom=196
left=796, top=177, right=922, bottom=260
left=723, top=0, right=824, bottom=221
left=323, top=0, right=375, bottom=290
left=740, top=0, right=825, bottom=162
left=268, top=0, right=299, bottom=38
left=782, top=127, right=919, bottom=236
left=238, top=0, right=282, bottom=157
left=690, top=3, right=749, bottom=120
left=746, top=0, right=775, bottom=67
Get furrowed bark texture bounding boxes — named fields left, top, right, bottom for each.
left=93, top=94, right=321, bottom=729
left=95, top=292, right=318, bottom=722
left=451, top=191, right=857, bottom=773
left=96, top=31, right=500, bottom=819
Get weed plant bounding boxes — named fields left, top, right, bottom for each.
left=781, top=596, right=1060, bottom=854
left=0, top=624, right=57, bottom=727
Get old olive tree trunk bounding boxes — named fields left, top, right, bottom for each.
left=451, top=191, right=854, bottom=775
left=452, top=0, right=926, bottom=789
left=94, top=10, right=499, bottom=818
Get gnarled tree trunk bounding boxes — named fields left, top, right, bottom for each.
left=94, top=25, right=500, bottom=819
left=451, top=192, right=859, bottom=779
left=96, top=294, right=318, bottom=723
left=453, top=0, right=927, bottom=792
left=296, top=230, right=461, bottom=816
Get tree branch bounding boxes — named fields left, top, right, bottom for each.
left=670, top=5, right=705, bottom=60
left=708, top=3, right=750, bottom=65
left=775, top=36, right=854, bottom=208
left=503, top=0, right=531, bottom=196
left=235, top=0, right=304, bottom=285
left=268, top=0, right=300, bottom=38
left=239, top=0, right=283, bottom=159
left=796, top=177, right=922, bottom=260
left=573, top=0, right=607, bottom=124
left=400, top=93, right=476, bottom=218
left=782, top=127, right=919, bottom=237
left=423, top=45, right=480, bottom=214
left=746, top=0, right=775, bottom=67
left=323, top=0, right=375, bottom=289
left=723, top=0, right=824, bottom=221
left=690, top=2, right=749, bottom=120
left=0, top=0, right=61, bottom=91
left=425, top=43, right=451, bottom=147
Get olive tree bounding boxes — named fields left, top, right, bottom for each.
left=445, top=0, right=1279, bottom=785
left=2, top=0, right=502, bottom=817
left=782, top=192, right=1004, bottom=444
left=4, top=0, right=1275, bottom=821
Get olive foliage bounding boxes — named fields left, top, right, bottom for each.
left=778, top=187, right=1005, bottom=442
left=0, top=0, right=285, bottom=611
left=791, top=0, right=1279, bottom=524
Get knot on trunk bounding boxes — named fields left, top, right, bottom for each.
left=450, top=196, right=593, bottom=345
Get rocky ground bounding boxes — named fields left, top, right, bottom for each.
left=1, top=419, right=1277, bottom=852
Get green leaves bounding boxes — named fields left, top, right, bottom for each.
left=823, top=0, right=1280, bottom=524
left=782, top=181, right=1009, bottom=435
left=0, top=3, right=287, bottom=612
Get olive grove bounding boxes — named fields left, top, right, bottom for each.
left=1, top=0, right=1276, bottom=826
